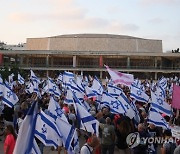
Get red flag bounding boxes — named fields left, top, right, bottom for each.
left=172, top=84, right=180, bottom=109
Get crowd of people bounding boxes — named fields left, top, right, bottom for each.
left=0, top=71, right=180, bottom=154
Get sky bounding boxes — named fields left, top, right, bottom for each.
left=0, top=0, right=180, bottom=52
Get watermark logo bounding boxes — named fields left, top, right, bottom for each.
left=126, top=132, right=140, bottom=148
left=126, top=132, right=178, bottom=148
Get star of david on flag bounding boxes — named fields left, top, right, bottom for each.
left=48, top=96, right=68, bottom=123
left=2, top=84, right=19, bottom=108
left=130, top=84, right=149, bottom=103
left=101, top=91, right=125, bottom=114
left=151, top=91, right=172, bottom=116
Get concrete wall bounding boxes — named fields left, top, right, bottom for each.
left=26, top=34, right=162, bottom=53
left=26, top=38, right=49, bottom=50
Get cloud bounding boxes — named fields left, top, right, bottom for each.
left=139, top=0, right=180, bottom=5
left=106, top=22, right=139, bottom=33
left=148, top=18, right=164, bottom=24
left=7, top=0, right=87, bottom=23
left=8, top=13, right=28, bottom=23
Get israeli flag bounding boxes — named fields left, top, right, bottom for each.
left=156, top=85, right=166, bottom=100
left=70, top=80, right=85, bottom=101
left=107, top=84, right=122, bottom=97
left=31, top=139, right=41, bottom=154
left=41, top=80, right=48, bottom=95
left=69, top=129, right=80, bottom=154
left=2, top=83, right=19, bottom=108
left=130, top=100, right=140, bottom=124
left=82, top=76, right=89, bottom=86
left=30, top=70, right=40, bottom=84
left=91, top=76, right=104, bottom=95
left=157, top=77, right=167, bottom=89
left=18, top=73, right=25, bottom=85
left=148, top=107, right=169, bottom=130
left=63, top=71, right=75, bottom=87
left=0, top=76, right=3, bottom=96
left=55, top=116, right=79, bottom=153
left=76, top=75, right=85, bottom=93
left=64, top=88, right=74, bottom=104
left=25, top=81, right=34, bottom=94
left=101, top=91, right=125, bottom=114
left=48, top=77, right=61, bottom=98
left=130, top=84, right=149, bottom=103
left=118, top=92, right=135, bottom=119
left=85, top=86, right=97, bottom=98
left=0, top=74, right=3, bottom=83
left=73, top=93, right=99, bottom=136
left=48, top=96, right=68, bottom=123
left=35, top=110, right=62, bottom=148
left=57, top=73, right=63, bottom=84
left=133, top=79, right=141, bottom=89
left=32, top=80, right=41, bottom=98
left=151, top=91, right=172, bottom=116
left=8, top=73, right=14, bottom=83
left=14, top=102, right=38, bottom=154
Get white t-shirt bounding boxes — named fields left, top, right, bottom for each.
left=80, top=143, right=93, bottom=154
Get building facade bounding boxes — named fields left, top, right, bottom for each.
left=0, top=34, right=179, bottom=79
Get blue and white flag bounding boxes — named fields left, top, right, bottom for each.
left=14, top=102, right=38, bottom=154
left=70, top=80, right=84, bottom=101
left=31, top=139, right=41, bottom=154
left=25, top=81, right=34, bottom=94
left=48, top=96, right=68, bottom=123
left=82, top=76, right=89, bottom=86
left=0, top=74, right=3, bottom=83
left=148, top=107, right=169, bottom=130
left=118, top=92, right=135, bottom=119
left=63, top=71, right=75, bottom=87
left=2, top=83, right=19, bottom=108
left=55, top=117, right=79, bottom=153
left=57, top=73, right=63, bottom=84
left=64, top=88, right=74, bottom=104
left=48, top=78, right=61, bottom=98
left=101, top=91, right=125, bottom=114
left=107, top=84, right=122, bottom=97
left=157, top=77, right=167, bottom=89
left=69, top=129, right=80, bottom=154
left=151, top=91, right=172, bottom=116
left=35, top=110, right=62, bottom=148
left=8, top=73, right=14, bottom=83
left=73, top=93, right=99, bottom=136
left=85, top=86, right=97, bottom=98
left=0, top=76, right=3, bottom=96
left=18, top=73, right=25, bottom=85
left=76, top=75, right=85, bottom=93
left=133, top=79, right=141, bottom=89
left=130, top=84, right=149, bottom=103
left=91, top=76, right=104, bottom=95
left=30, top=70, right=40, bottom=84
left=156, top=86, right=166, bottom=100
left=32, top=80, right=41, bottom=97
left=130, top=100, right=140, bottom=124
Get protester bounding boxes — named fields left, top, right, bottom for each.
left=4, top=125, right=16, bottom=154
left=115, top=116, right=133, bottom=154
left=80, top=134, right=99, bottom=154
left=133, top=123, right=149, bottom=154
left=3, top=105, right=14, bottom=127
left=161, top=129, right=176, bottom=154
left=99, top=117, right=115, bottom=154
left=0, top=70, right=180, bottom=154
